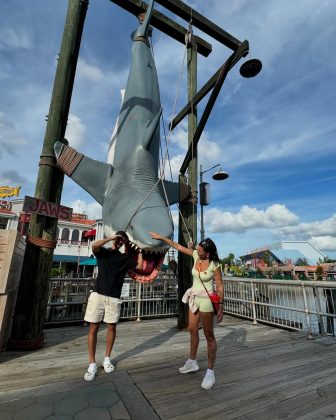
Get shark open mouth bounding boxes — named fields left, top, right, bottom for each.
left=126, top=243, right=166, bottom=283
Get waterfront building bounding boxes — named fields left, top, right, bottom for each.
left=240, top=240, right=326, bottom=267
left=0, top=199, right=103, bottom=275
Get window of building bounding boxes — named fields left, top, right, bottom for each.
left=61, top=228, right=70, bottom=242
left=72, top=229, right=79, bottom=242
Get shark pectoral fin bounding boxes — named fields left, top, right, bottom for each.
left=161, top=180, right=191, bottom=205
left=72, top=157, right=112, bottom=206
left=54, top=142, right=112, bottom=205
left=142, top=107, right=162, bottom=149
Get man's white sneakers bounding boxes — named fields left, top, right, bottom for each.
left=84, top=358, right=115, bottom=381
left=84, top=363, right=97, bottom=382
left=103, top=358, right=115, bottom=373
left=179, top=359, right=199, bottom=374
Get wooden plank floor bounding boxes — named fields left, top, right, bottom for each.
left=0, top=316, right=336, bottom=419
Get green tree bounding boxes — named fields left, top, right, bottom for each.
left=260, top=250, right=272, bottom=267
left=50, top=267, right=65, bottom=278
left=230, top=265, right=247, bottom=277
left=315, top=266, right=324, bottom=281
left=256, top=267, right=266, bottom=278
left=295, top=257, right=308, bottom=266
left=321, top=256, right=336, bottom=263
left=221, top=253, right=235, bottom=267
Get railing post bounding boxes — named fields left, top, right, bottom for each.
left=313, top=284, right=325, bottom=336
left=302, top=282, right=313, bottom=339
left=136, top=281, right=142, bottom=322
left=250, top=279, right=258, bottom=325
left=62, top=282, right=69, bottom=319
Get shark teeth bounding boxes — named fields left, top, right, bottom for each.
left=125, top=239, right=168, bottom=255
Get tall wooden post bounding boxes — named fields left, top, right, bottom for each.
left=177, top=33, right=197, bottom=329
left=9, top=0, right=89, bottom=350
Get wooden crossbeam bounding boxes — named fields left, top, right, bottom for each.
left=109, top=0, right=212, bottom=57
left=180, top=41, right=249, bottom=175
left=154, top=0, right=242, bottom=51
left=170, top=42, right=249, bottom=131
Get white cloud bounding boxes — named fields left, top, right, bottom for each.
left=77, top=58, right=104, bottom=81
left=0, top=27, right=32, bottom=50
left=65, top=114, right=86, bottom=149
left=171, top=209, right=179, bottom=230
left=70, top=199, right=102, bottom=220
left=198, top=132, right=222, bottom=164
left=205, top=204, right=336, bottom=254
left=276, top=214, right=336, bottom=239
left=0, top=170, right=26, bottom=186
left=0, top=112, right=26, bottom=156
left=310, top=236, right=336, bottom=252
left=206, top=204, right=299, bottom=233
left=165, top=154, right=184, bottom=179
left=169, top=123, right=223, bottom=168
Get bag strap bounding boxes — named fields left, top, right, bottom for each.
left=198, top=270, right=213, bottom=301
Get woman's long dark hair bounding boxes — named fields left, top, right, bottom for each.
left=198, top=238, right=220, bottom=263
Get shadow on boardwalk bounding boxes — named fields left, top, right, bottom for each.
left=0, top=316, right=336, bottom=419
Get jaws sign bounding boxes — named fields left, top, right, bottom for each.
left=23, top=196, right=73, bottom=221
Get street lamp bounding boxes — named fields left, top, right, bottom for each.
left=199, top=163, right=229, bottom=241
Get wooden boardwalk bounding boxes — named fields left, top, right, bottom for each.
left=0, top=316, right=336, bottom=419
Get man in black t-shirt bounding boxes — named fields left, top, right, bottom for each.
left=83, top=231, right=143, bottom=381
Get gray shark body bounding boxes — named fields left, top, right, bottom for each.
left=54, top=1, right=182, bottom=277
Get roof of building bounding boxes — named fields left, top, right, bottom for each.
left=0, top=208, right=15, bottom=215
left=269, top=249, right=312, bottom=264
left=241, top=240, right=325, bottom=265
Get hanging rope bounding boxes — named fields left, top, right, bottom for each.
left=174, top=15, right=196, bottom=245
left=26, top=234, right=57, bottom=249
left=187, top=14, right=197, bottom=243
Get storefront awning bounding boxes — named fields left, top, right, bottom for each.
left=53, top=255, right=88, bottom=263
left=79, top=258, right=97, bottom=266
left=84, top=229, right=96, bottom=237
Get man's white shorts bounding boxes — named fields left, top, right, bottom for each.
left=84, top=292, right=122, bottom=324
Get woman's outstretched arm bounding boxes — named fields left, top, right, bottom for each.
left=149, top=232, right=193, bottom=257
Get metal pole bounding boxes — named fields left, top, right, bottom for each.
left=313, top=284, right=325, bottom=336
left=250, top=279, right=258, bottom=325
left=200, top=165, right=205, bottom=240
left=302, top=282, right=314, bottom=339
left=136, top=282, right=142, bottom=322
left=9, top=0, right=89, bottom=350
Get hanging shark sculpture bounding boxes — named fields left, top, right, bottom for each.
left=54, top=0, right=186, bottom=282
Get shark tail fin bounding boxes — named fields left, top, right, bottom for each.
left=135, top=0, right=154, bottom=38
left=54, top=140, right=112, bottom=206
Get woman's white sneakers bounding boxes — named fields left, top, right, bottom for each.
left=201, top=371, right=216, bottom=390
left=179, top=359, right=199, bottom=374
left=179, top=361, right=216, bottom=389
left=84, top=358, right=115, bottom=381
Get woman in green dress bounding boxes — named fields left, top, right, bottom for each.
left=150, top=232, right=223, bottom=390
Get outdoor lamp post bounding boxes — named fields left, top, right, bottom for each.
left=199, top=163, right=229, bottom=241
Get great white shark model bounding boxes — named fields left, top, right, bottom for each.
left=54, top=0, right=185, bottom=282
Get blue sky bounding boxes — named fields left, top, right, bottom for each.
left=1, top=0, right=335, bottom=259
